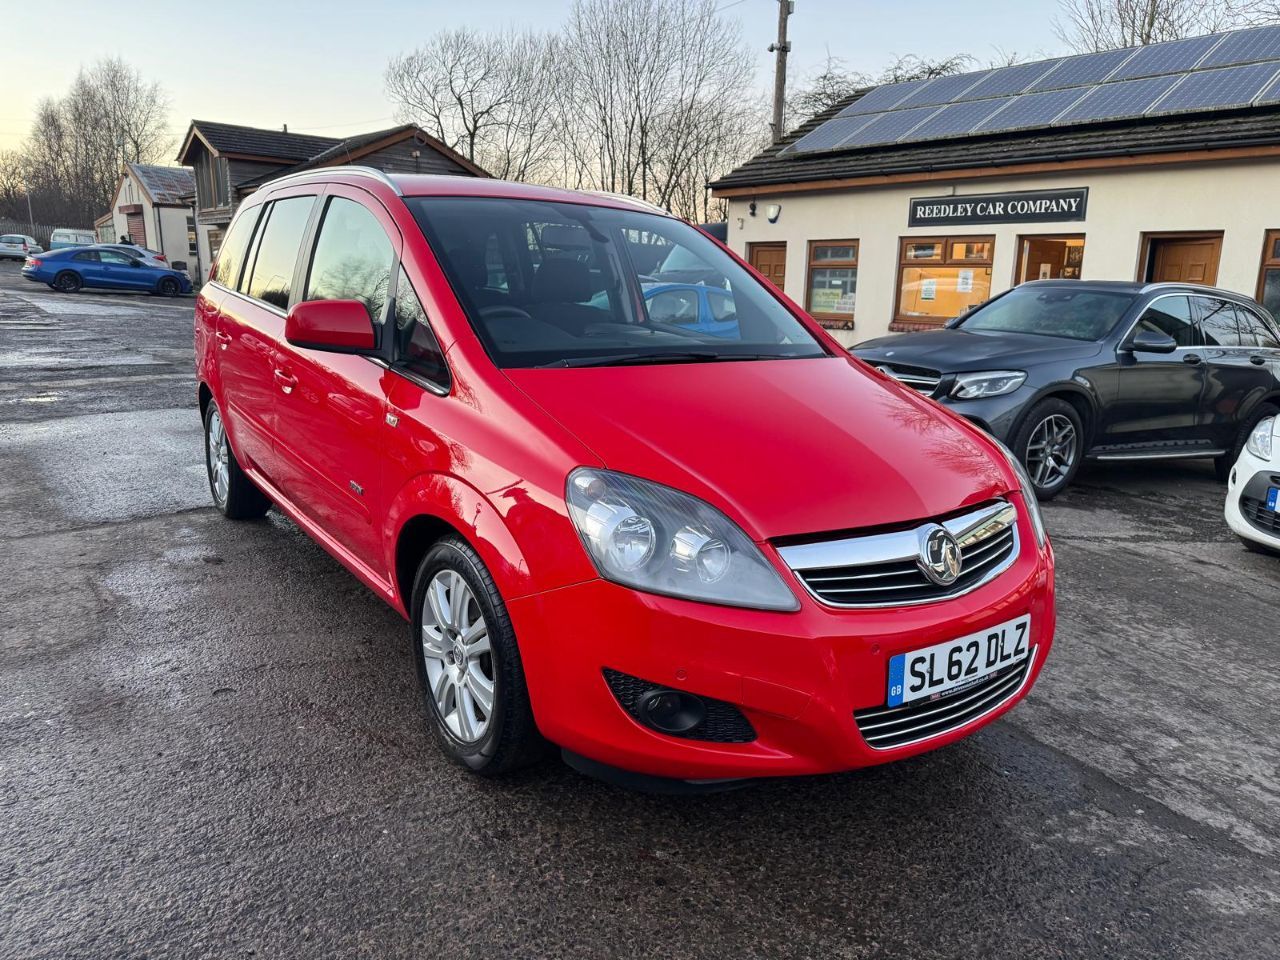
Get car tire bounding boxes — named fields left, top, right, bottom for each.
left=1215, top=402, right=1279, bottom=482
left=157, top=277, right=180, bottom=298
left=1011, top=397, right=1085, bottom=501
left=410, top=536, right=547, bottom=776
left=203, top=401, right=270, bottom=520
left=52, top=271, right=81, bottom=293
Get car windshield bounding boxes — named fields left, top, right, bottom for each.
left=406, top=197, right=826, bottom=368
left=957, top=285, right=1137, bottom=341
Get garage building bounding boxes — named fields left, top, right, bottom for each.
left=711, top=24, right=1280, bottom=346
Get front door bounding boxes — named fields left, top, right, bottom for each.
left=749, top=242, right=786, bottom=292
left=1147, top=235, right=1222, bottom=285
left=271, top=188, right=398, bottom=573
left=1101, top=294, right=1207, bottom=445
left=96, top=248, right=149, bottom=289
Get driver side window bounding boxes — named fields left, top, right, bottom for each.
left=1135, top=296, right=1200, bottom=347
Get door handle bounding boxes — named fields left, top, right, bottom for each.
left=1182, top=353, right=1202, bottom=365
left=215, top=331, right=232, bottom=350
left=1250, top=355, right=1267, bottom=366
left=273, top=369, right=297, bottom=394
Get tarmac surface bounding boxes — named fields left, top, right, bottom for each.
left=2, top=261, right=1278, bottom=959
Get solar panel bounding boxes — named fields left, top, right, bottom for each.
left=838, top=106, right=944, bottom=147
left=1151, top=61, right=1280, bottom=113
left=894, top=70, right=993, bottom=109
left=973, top=86, right=1090, bottom=133
left=1028, top=48, right=1135, bottom=91
left=904, top=97, right=1013, bottom=140
left=1201, top=24, right=1280, bottom=68
left=1109, top=34, right=1224, bottom=80
left=1253, top=70, right=1280, bottom=103
left=1057, top=74, right=1181, bottom=123
left=959, top=60, right=1061, bottom=100
left=786, top=114, right=882, bottom=152
left=836, top=78, right=935, bottom=117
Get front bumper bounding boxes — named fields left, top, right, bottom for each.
left=934, top=387, right=1033, bottom=444
left=508, top=508, right=1054, bottom=781
left=1225, top=450, right=1280, bottom=550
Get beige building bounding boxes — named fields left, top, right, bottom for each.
left=712, top=26, right=1280, bottom=347
left=103, top=163, right=198, bottom=272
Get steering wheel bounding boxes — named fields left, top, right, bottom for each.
left=478, top=305, right=534, bottom=322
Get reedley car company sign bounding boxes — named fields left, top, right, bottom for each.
left=908, top=188, right=1089, bottom=227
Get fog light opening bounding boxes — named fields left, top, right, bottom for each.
left=638, top=688, right=706, bottom=735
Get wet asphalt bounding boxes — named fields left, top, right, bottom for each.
left=1, top=260, right=1278, bottom=960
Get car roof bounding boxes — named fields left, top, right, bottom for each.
left=255, top=165, right=672, bottom=217
left=1014, top=278, right=1260, bottom=303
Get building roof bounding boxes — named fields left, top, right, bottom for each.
left=127, top=163, right=195, bottom=205
left=180, top=120, right=340, bottom=163
left=711, top=91, right=1280, bottom=193
left=713, top=24, right=1280, bottom=195
left=236, top=123, right=490, bottom=188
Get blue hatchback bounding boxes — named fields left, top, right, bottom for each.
left=22, top=245, right=192, bottom=297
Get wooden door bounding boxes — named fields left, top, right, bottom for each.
left=1150, top=236, right=1222, bottom=285
left=126, top=212, right=145, bottom=246
left=749, top=242, right=787, bottom=291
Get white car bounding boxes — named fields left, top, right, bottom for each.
left=1225, top=410, right=1280, bottom=554
left=0, top=234, right=41, bottom=260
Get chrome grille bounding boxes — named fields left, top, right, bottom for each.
left=777, top=501, right=1019, bottom=607
left=854, top=650, right=1034, bottom=749
left=874, top=362, right=942, bottom=396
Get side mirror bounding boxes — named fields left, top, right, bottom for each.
left=285, top=299, right=376, bottom=354
left=1125, top=329, right=1178, bottom=354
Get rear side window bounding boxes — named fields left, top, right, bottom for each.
left=394, top=267, right=449, bottom=387
left=1134, top=296, right=1201, bottom=347
left=73, top=251, right=99, bottom=263
left=304, top=197, right=394, bottom=324
left=1236, top=305, right=1280, bottom=349
left=246, top=197, right=315, bottom=309
left=1194, top=297, right=1244, bottom=347
left=214, top=206, right=261, bottom=288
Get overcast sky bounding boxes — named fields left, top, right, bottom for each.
left=1, top=0, right=1070, bottom=155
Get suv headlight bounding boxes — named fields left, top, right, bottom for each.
left=995, top=442, right=1048, bottom=546
left=951, top=370, right=1027, bottom=400
left=1246, top=416, right=1276, bottom=460
left=566, top=468, right=799, bottom=611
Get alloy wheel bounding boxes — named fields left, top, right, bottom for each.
left=1025, top=413, right=1077, bottom=489
left=207, top=408, right=230, bottom=506
left=421, top=570, right=495, bottom=743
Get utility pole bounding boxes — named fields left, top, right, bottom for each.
left=768, top=0, right=793, bottom=143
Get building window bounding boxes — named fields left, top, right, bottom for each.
left=1015, top=235, right=1085, bottom=284
left=895, top=236, right=994, bottom=327
left=805, top=240, right=857, bottom=328
left=1258, top=230, right=1280, bottom=317
left=187, top=216, right=198, bottom=258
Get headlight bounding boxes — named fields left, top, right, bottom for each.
left=566, top=468, right=799, bottom=611
left=995, top=442, right=1048, bottom=547
left=1246, top=416, right=1276, bottom=460
left=951, top=370, right=1027, bottom=400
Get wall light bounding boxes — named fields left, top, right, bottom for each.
left=748, top=201, right=757, bottom=217
left=765, top=203, right=782, bottom=224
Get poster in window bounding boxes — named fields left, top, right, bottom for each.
left=811, top=288, right=841, bottom=313
left=957, top=269, right=974, bottom=293
left=921, top=278, right=937, bottom=301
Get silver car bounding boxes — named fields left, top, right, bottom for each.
left=0, top=234, right=42, bottom=260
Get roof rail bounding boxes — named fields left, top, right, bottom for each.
left=260, top=165, right=403, bottom=196
left=581, top=190, right=668, bottom=214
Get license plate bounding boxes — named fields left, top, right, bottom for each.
left=1268, top=487, right=1279, bottom=512
left=887, top=614, right=1031, bottom=708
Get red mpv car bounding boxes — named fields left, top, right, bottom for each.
left=196, top=168, right=1055, bottom=790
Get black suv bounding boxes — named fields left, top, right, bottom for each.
left=855, top=280, right=1280, bottom=498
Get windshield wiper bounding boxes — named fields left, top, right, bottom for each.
left=537, top=351, right=781, bottom=369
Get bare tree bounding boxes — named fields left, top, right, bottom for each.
left=5, top=58, right=172, bottom=226
left=386, top=28, right=561, bottom=182
left=1053, top=0, right=1275, bottom=52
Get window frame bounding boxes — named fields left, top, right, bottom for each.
left=1255, top=229, right=1280, bottom=317
left=238, top=193, right=319, bottom=312
left=804, top=239, right=858, bottom=327
left=893, top=234, right=995, bottom=327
